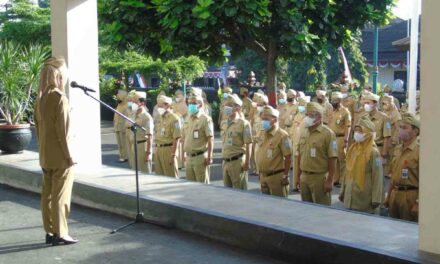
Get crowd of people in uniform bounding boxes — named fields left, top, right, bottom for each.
left=114, top=78, right=421, bottom=223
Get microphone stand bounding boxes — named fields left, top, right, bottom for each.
left=75, top=87, right=161, bottom=233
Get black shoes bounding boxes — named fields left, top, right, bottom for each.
left=45, top=233, right=53, bottom=244
left=51, top=235, right=79, bottom=246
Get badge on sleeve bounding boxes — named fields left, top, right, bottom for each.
left=175, top=121, right=181, bottom=129
left=332, top=140, right=337, bottom=151
left=244, top=126, right=251, bottom=137
left=375, top=158, right=383, bottom=167
left=385, top=122, right=391, bottom=129
left=284, top=138, right=291, bottom=151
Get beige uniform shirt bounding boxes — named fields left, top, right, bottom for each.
left=282, top=103, right=298, bottom=130
left=297, top=124, right=338, bottom=173
left=172, top=101, right=188, bottom=119
left=390, top=140, right=419, bottom=188
left=328, top=106, right=351, bottom=137
left=290, top=112, right=306, bottom=148
left=221, top=117, right=253, bottom=158
left=368, top=110, right=392, bottom=146
left=135, top=107, right=154, bottom=152
left=154, top=111, right=182, bottom=145
left=342, top=96, right=356, bottom=123
left=114, top=101, right=128, bottom=132
left=343, top=148, right=384, bottom=212
left=384, top=109, right=402, bottom=145
left=34, top=89, right=72, bottom=169
left=256, top=127, right=292, bottom=173
left=183, top=112, right=214, bottom=154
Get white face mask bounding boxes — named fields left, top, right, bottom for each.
left=364, top=103, right=374, bottom=112
left=304, top=116, right=316, bottom=127
left=130, top=102, right=139, bottom=112
left=257, top=106, right=264, bottom=113
left=354, top=132, right=366, bottom=143
left=341, top=93, right=348, bottom=99
left=157, top=107, right=166, bottom=116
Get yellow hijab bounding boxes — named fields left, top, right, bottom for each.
left=346, top=117, right=376, bottom=191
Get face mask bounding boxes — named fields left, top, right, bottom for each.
left=278, top=98, right=286, bottom=105
left=129, top=102, right=139, bottom=112
left=175, top=97, right=181, bottom=103
left=331, top=102, right=339, bottom=109
left=188, top=103, right=199, bottom=115
left=157, top=107, right=166, bottom=116
left=223, top=93, right=229, bottom=99
left=304, top=116, right=316, bottom=127
left=364, top=103, right=374, bottom=112
left=341, top=93, right=348, bottom=99
left=224, top=106, right=233, bottom=116
left=383, top=93, right=389, bottom=96
left=317, top=98, right=324, bottom=104
left=262, top=120, right=272, bottom=131
left=298, top=106, right=306, bottom=113
left=287, top=98, right=294, bottom=103
left=399, top=129, right=412, bottom=141
left=257, top=106, right=264, bottom=113
left=354, top=132, right=366, bottom=143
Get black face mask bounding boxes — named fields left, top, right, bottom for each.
left=331, top=102, right=339, bottom=109
left=117, top=100, right=122, bottom=104
left=287, top=98, right=294, bottom=103
left=317, top=98, right=324, bottom=104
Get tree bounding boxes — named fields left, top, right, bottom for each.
left=0, top=0, right=51, bottom=46
left=100, top=0, right=393, bottom=101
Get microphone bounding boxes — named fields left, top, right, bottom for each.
left=70, top=81, right=96, bottom=93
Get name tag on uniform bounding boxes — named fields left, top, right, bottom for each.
left=401, top=168, right=409, bottom=180
left=311, top=148, right=317, bottom=158
left=267, top=149, right=273, bottom=158
left=193, top=130, right=199, bottom=139
left=160, top=127, right=165, bottom=136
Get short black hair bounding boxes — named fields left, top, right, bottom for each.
left=139, top=98, right=146, bottom=103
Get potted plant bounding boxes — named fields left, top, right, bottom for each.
left=0, top=41, right=49, bottom=154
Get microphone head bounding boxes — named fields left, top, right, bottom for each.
left=70, top=81, right=78, bottom=87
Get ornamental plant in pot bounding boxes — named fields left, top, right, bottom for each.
left=0, top=41, right=49, bottom=154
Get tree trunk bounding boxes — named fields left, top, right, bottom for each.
left=266, top=40, right=277, bottom=106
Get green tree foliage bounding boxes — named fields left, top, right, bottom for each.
left=99, top=0, right=393, bottom=94
left=0, top=0, right=51, bottom=46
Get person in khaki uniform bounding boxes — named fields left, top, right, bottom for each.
left=171, top=90, right=187, bottom=169
left=131, top=91, right=154, bottom=173
left=202, top=91, right=212, bottom=116
left=340, top=117, right=384, bottom=213
left=283, top=89, right=298, bottom=132
left=240, top=87, right=253, bottom=121
left=34, top=57, right=78, bottom=245
left=328, top=92, right=351, bottom=187
left=221, top=94, right=253, bottom=190
left=384, top=113, right=420, bottom=222
left=154, top=95, right=182, bottom=178
left=289, top=96, right=309, bottom=192
left=182, top=91, right=214, bottom=184
left=382, top=95, right=402, bottom=166
left=256, top=106, right=292, bottom=197
left=114, top=89, right=129, bottom=162
left=340, top=84, right=356, bottom=146
left=218, top=86, right=233, bottom=129
left=124, top=90, right=137, bottom=168
left=380, top=84, right=401, bottom=111
left=250, top=93, right=268, bottom=175
left=314, top=89, right=333, bottom=125
left=277, top=90, right=289, bottom=129
left=363, top=92, right=392, bottom=176
left=296, top=102, right=337, bottom=206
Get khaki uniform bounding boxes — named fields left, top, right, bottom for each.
left=289, top=112, right=306, bottom=191
left=314, top=99, right=333, bottom=125
left=328, top=106, right=351, bottom=184
left=154, top=111, right=182, bottom=178
left=389, top=140, right=419, bottom=221
left=251, top=109, right=263, bottom=174
left=279, top=103, right=297, bottom=130
left=133, top=107, right=154, bottom=173
left=384, top=108, right=402, bottom=169
left=114, top=101, right=128, bottom=160
left=125, top=107, right=136, bottom=169
left=342, top=96, right=356, bottom=145
left=297, top=124, right=337, bottom=205
left=342, top=148, right=384, bottom=213
left=172, top=101, right=187, bottom=169
left=256, top=127, right=292, bottom=197
left=221, top=116, right=253, bottom=189
left=242, top=97, right=253, bottom=121
left=368, top=110, right=392, bottom=174
left=34, top=88, right=74, bottom=238
left=183, top=112, right=214, bottom=184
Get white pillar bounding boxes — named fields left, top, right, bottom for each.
left=408, top=0, right=419, bottom=114
left=51, top=0, right=102, bottom=171
left=419, top=0, right=440, bottom=255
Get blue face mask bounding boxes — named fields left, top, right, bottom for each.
left=298, top=106, right=306, bottom=113
left=383, top=93, right=389, bottom=96
left=278, top=98, right=286, bottom=105
left=223, top=93, right=229, bottom=99
left=223, top=106, right=233, bottom=116
left=188, top=103, right=199, bottom=115
left=262, top=120, right=272, bottom=131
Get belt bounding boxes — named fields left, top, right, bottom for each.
left=285, top=125, right=291, bottom=128
left=394, top=185, right=418, bottom=191
left=301, top=171, right=325, bottom=175
left=223, top=153, right=244, bottom=162
left=261, top=169, right=284, bottom=177
left=336, top=134, right=345, bottom=137
left=137, top=140, right=146, bottom=144
left=189, top=151, right=206, bottom=157
left=376, top=143, right=384, bottom=147
left=156, top=143, right=173, bottom=147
